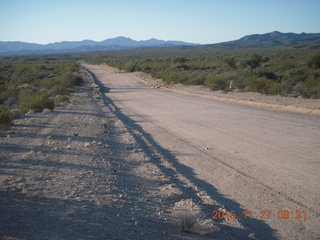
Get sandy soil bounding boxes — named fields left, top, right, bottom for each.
left=0, top=68, right=247, bottom=239
left=84, top=63, right=320, bottom=240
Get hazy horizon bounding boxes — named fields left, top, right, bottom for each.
left=1, top=0, right=320, bottom=44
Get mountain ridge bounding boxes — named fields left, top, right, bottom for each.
left=212, top=31, right=320, bottom=48
left=1, top=31, right=320, bottom=55
left=0, top=37, right=196, bottom=55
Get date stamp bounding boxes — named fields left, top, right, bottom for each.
left=212, top=210, right=307, bottom=220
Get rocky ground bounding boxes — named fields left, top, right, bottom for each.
left=0, top=69, right=250, bottom=239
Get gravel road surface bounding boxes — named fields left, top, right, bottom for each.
left=85, top=64, right=320, bottom=240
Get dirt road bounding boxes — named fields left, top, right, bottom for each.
left=85, top=64, right=320, bottom=240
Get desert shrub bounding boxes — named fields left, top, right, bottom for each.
left=204, top=74, right=229, bottom=90
left=56, top=95, right=69, bottom=103
left=0, top=106, right=13, bottom=129
left=158, top=71, right=190, bottom=84
left=141, top=65, right=152, bottom=73
left=243, top=53, right=263, bottom=69
left=178, top=213, right=197, bottom=233
left=280, top=68, right=311, bottom=95
left=175, top=64, right=191, bottom=70
left=124, top=62, right=141, bottom=72
left=223, top=57, right=237, bottom=69
left=257, top=70, right=278, bottom=81
left=173, top=57, right=189, bottom=63
left=52, top=84, right=69, bottom=95
left=72, top=72, right=83, bottom=85
left=20, top=94, right=55, bottom=113
left=185, top=72, right=206, bottom=85
left=295, top=77, right=320, bottom=98
left=245, top=76, right=281, bottom=94
left=308, top=53, right=320, bottom=69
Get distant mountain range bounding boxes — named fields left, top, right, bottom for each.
left=212, top=31, right=320, bottom=48
left=0, top=32, right=320, bottom=56
left=0, top=37, right=196, bottom=55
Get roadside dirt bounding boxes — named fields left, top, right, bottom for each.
left=133, top=69, right=320, bottom=115
left=0, top=68, right=252, bottom=239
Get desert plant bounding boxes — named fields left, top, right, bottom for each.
left=124, top=62, right=140, bottom=72
left=223, top=56, right=237, bottom=69
left=308, top=53, right=320, bottom=69
left=243, top=53, right=263, bottom=69
left=20, top=94, right=55, bottom=113
left=0, top=106, right=13, bottom=129
left=245, top=76, right=281, bottom=94
left=205, top=74, right=231, bottom=90
left=179, top=213, right=197, bottom=233
left=56, top=95, right=69, bottom=102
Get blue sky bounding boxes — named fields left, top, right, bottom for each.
left=0, top=0, right=319, bottom=44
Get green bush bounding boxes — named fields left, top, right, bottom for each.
left=20, top=94, right=55, bottom=113
left=245, top=76, right=281, bottom=94
left=0, top=106, right=13, bottom=129
left=296, top=77, right=320, bottom=98
left=72, top=72, right=83, bottom=85
left=243, top=53, right=263, bottom=69
left=124, top=62, right=141, bottom=72
left=52, top=84, right=69, bottom=95
left=308, top=53, right=320, bottom=69
left=223, top=57, right=237, bottom=69
left=56, top=95, right=69, bottom=102
left=204, top=74, right=229, bottom=90
left=186, top=73, right=206, bottom=85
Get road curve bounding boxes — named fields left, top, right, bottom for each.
left=86, top=64, right=320, bottom=240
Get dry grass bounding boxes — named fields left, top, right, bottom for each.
left=178, top=212, right=198, bottom=233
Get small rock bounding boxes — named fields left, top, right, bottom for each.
left=42, top=108, right=52, bottom=114
left=26, top=109, right=35, bottom=115
left=248, top=233, right=256, bottom=239
left=84, top=142, right=90, bottom=147
left=73, top=132, right=79, bottom=136
left=66, top=145, right=71, bottom=149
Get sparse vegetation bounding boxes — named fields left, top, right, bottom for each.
left=56, top=95, right=70, bottom=103
left=19, top=94, right=55, bottom=113
left=0, top=106, right=13, bottom=129
left=178, top=213, right=197, bottom=233
left=0, top=57, right=83, bottom=129
left=308, top=53, right=320, bottom=69
left=82, top=47, right=320, bottom=99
